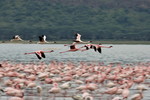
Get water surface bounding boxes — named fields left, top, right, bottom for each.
left=0, top=44, right=149, bottom=64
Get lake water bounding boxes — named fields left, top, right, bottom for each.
left=0, top=44, right=150, bottom=100
left=0, top=44, right=149, bottom=64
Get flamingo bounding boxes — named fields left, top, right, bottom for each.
left=80, top=43, right=113, bottom=53
left=11, top=35, right=23, bottom=41
left=121, top=82, right=130, bottom=100
left=38, top=35, right=48, bottom=43
left=36, top=86, right=42, bottom=95
left=48, top=83, right=61, bottom=100
left=1, top=87, right=24, bottom=97
left=82, top=91, right=93, bottom=100
left=60, top=82, right=71, bottom=97
left=24, top=50, right=54, bottom=60
left=72, top=33, right=92, bottom=44
left=90, top=44, right=112, bottom=53
left=130, top=92, right=143, bottom=100
left=60, top=44, right=85, bottom=53
left=112, top=96, right=123, bottom=100
left=9, top=97, right=24, bottom=100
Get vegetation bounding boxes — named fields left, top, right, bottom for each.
left=0, top=0, right=150, bottom=41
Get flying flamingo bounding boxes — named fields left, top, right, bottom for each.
left=80, top=43, right=113, bottom=53
left=60, top=44, right=85, bottom=53
left=24, top=50, right=54, bottom=60
left=11, top=35, right=23, bottom=41
left=64, top=33, right=92, bottom=46
left=38, top=35, right=48, bottom=43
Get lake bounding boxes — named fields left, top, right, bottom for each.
left=0, top=43, right=150, bottom=100
left=0, top=44, right=149, bottom=64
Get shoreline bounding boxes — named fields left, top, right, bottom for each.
left=0, top=40, right=150, bottom=44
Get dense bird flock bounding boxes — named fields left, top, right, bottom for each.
left=0, top=33, right=149, bottom=100
left=0, top=61, right=149, bottom=100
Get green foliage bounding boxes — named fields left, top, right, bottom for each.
left=0, top=0, right=150, bottom=41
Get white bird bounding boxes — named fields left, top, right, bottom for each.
left=11, top=35, right=23, bottom=41
left=60, top=82, right=71, bottom=90
left=38, top=35, right=48, bottom=43
left=72, top=33, right=92, bottom=44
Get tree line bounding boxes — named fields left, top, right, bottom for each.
left=0, top=0, right=150, bottom=41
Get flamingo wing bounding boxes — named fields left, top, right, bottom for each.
left=39, top=36, right=43, bottom=42
left=97, top=47, right=102, bottom=53
left=41, top=52, right=46, bottom=58
left=35, top=53, right=42, bottom=60
left=85, top=46, right=89, bottom=50
left=43, top=35, right=46, bottom=41
left=70, top=45, right=76, bottom=49
left=93, top=46, right=97, bottom=52
left=74, top=33, right=81, bottom=42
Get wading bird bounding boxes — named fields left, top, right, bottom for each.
left=24, top=50, right=54, bottom=60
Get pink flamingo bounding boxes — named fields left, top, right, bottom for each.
left=60, top=44, right=85, bottom=53
left=60, top=82, right=72, bottom=97
left=24, top=50, right=54, bottom=60
left=122, top=87, right=130, bottom=99
left=103, top=87, right=118, bottom=95
left=80, top=43, right=112, bottom=53
left=1, top=86, right=24, bottom=97
left=102, top=86, right=118, bottom=99
left=48, top=83, right=61, bottom=100
left=130, top=92, right=143, bottom=100
left=9, top=97, right=24, bottom=100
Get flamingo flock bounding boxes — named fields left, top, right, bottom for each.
left=0, top=61, right=149, bottom=100
left=1, top=33, right=149, bottom=100
left=25, top=33, right=113, bottom=59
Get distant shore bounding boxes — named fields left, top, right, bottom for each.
left=0, top=40, right=150, bottom=44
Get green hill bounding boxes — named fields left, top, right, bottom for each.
left=0, top=0, right=150, bottom=41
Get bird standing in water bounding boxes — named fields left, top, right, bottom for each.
left=24, top=50, right=54, bottom=60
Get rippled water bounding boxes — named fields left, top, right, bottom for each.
left=0, top=44, right=149, bottom=64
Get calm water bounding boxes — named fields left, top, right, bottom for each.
left=0, top=44, right=149, bottom=64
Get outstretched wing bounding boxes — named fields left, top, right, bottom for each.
left=35, top=53, right=42, bottom=60
left=41, top=52, right=46, bottom=58
left=43, top=35, right=46, bottom=42
left=70, top=45, right=76, bottom=49
left=39, top=36, right=43, bottom=42
left=85, top=46, right=89, bottom=50
left=93, top=46, right=97, bottom=52
left=97, top=47, right=102, bottom=53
